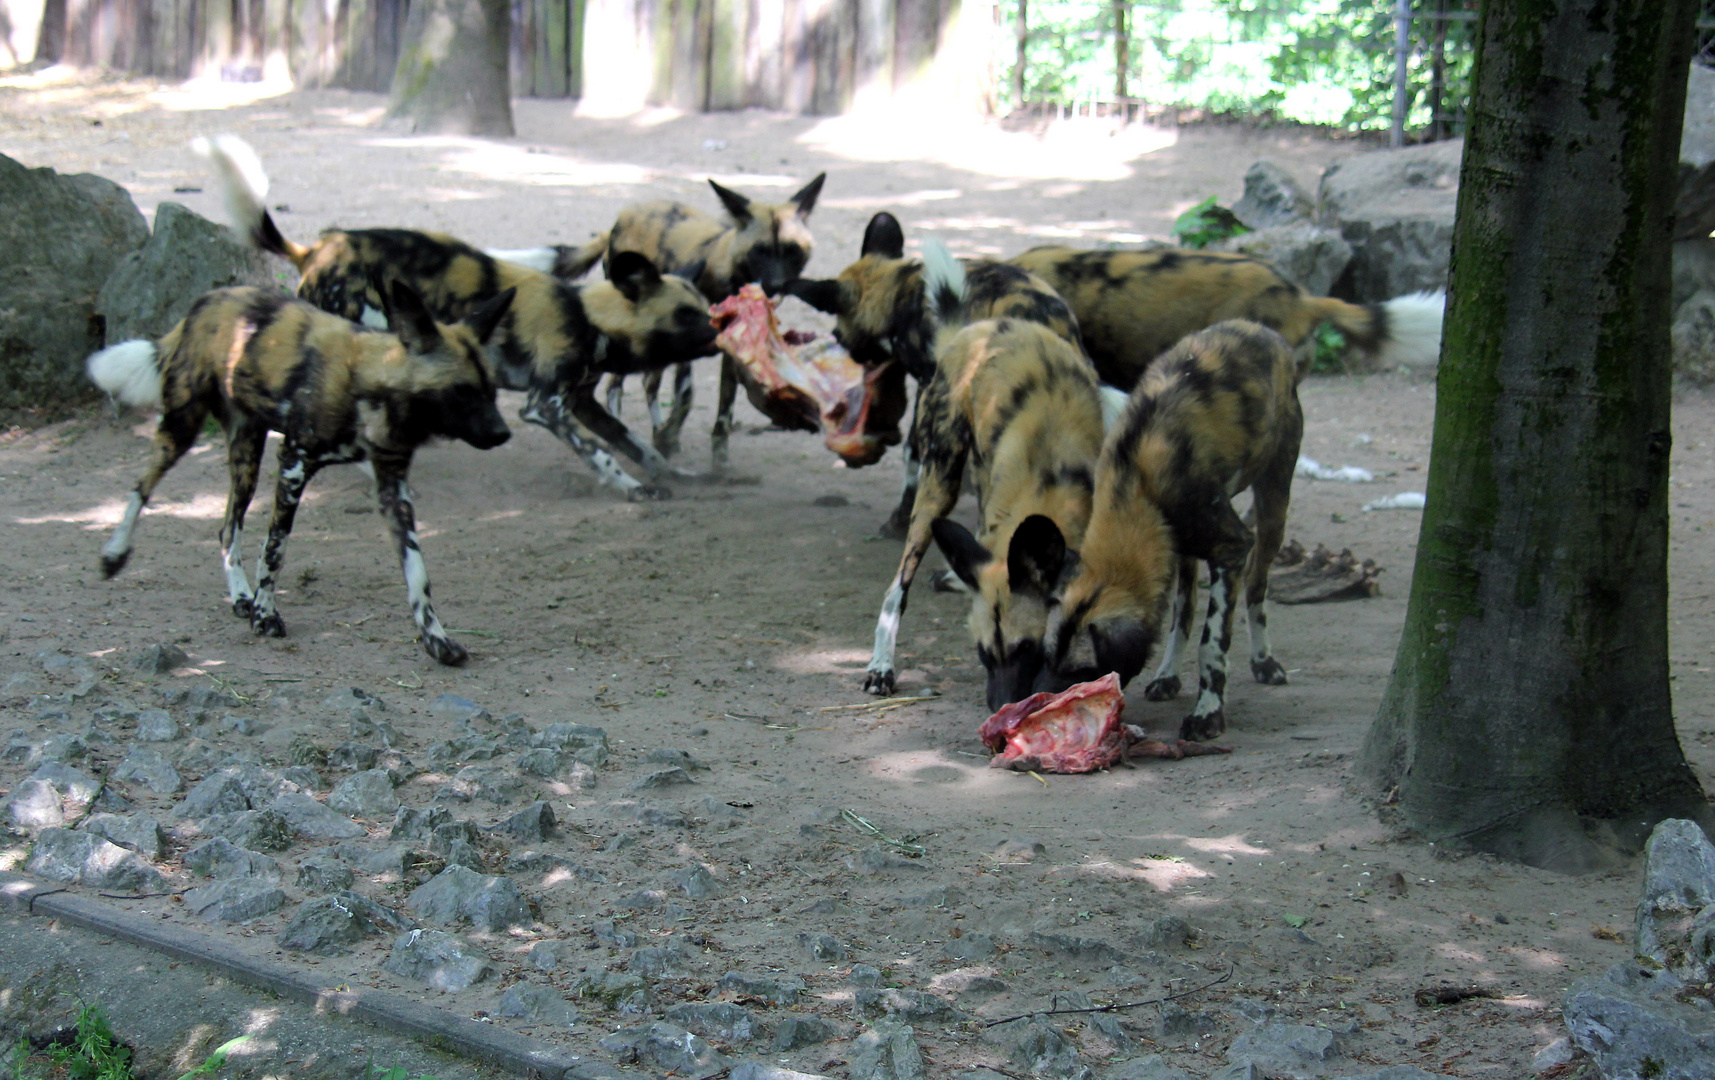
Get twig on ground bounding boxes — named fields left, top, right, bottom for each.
left=841, top=809, right=927, bottom=857
left=818, top=694, right=936, bottom=712
left=982, top=965, right=1234, bottom=1027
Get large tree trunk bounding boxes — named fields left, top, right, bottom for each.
left=1357, top=0, right=1712, bottom=873
left=387, top=0, right=514, bottom=136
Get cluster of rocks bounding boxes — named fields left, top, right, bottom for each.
left=0, top=153, right=283, bottom=412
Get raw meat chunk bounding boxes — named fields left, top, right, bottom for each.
left=979, top=673, right=1126, bottom=773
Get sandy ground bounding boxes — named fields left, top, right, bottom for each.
left=3, top=72, right=1715, bottom=1080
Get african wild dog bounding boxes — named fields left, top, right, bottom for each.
left=87, top=282, right=516, bottom=666
left=786, top=213, right=1085, bottom=538
left=506, top=174, right=827, bottom=464
left=1017, top=319, right=1305, bottom=739
left=197, top=135, right=719, bottom=501
left=1009, top=245, right=1444, bottom=389
left=859, top=243, right=1109, bottom=702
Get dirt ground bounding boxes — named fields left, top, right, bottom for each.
left=3, top=71, right=1715, bottom=1080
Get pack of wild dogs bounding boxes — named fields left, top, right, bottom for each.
left=87, top=135, right=1442, bottom=740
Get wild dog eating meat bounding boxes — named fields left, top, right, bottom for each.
left=88, top=282, right=515, bottom=665
left=197, top=135, right=717, bottom=501
left=1022, top=319, right=1305, bottom=739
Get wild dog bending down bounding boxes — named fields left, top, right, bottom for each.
left=787, top=213, right=1085, bottom=538
left=196, top=135, right=717, bottom=501
left=860, top=245, right=1109, bottom=701
left=1020, top=320, right=1305, bottom=740
left=88, top=283, right=516, bottom=665
left=1009, top=245, right=1443, bottom=389
left=511, top=174, right=826, bottom=465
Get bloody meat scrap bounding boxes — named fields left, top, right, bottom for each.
left=710, top=284, right=898, bottom=466
left=979, top=673, right=1231, bottom=773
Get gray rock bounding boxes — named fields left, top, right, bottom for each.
left=1224, top=1022, right=1341, bottom=1079
left=133, top=709, right=180, bottom=742
left=1635, top=818, right=1715, bottom=979
left=432, top=819, right=483, bottom=853
left=1684, top=62, right=1715, bottom=169
left=131, top=644, right=188, bottom=675
left=527, top=940, right=562, bottom=971
left=439, top=764, right=524, bottom=804
left=719, top=972, right=806, bottom=1005
left=644, top=747, right=708, bottom=770
left=1674, top=239, right=1715, bottom=311
left=515, top=748, right=567, bottom=778
left=1565, top=960, right=1715, bottom=1080
left=1673, top=289, right=1715, bottom=386
left=849, top=963, right=883, bottom=987
left=1318, top=139, right=1462, bottom=302
left=799, top=931, right=848, bottom=961
left=670, top=864, right=720, bottom=899
left=327, top=769, right=399, bottom=819
left=328, top=742, right=381, bottom=771
left=1212, top=220, right=1354, bottom=297
left=426, top=735, right=504, bottom=767
left=849, top=1023, right=926, bottom=1080
left=184, top=836, right=281, bottom=882
left=267, top=792, right=366, bottom=839
left=1158, top=1005, right=1219, bottom=1038
left=772, top=1015, right=837, bottom=1051
left=1027, top=931, right=1127, bottom=965
left=852, top=846, right=929, bottom=875
left=605, top=1022, right=725, bottom=1077
left=295, top=854, right=354, bottom=893
left=323, top=687, right=385, bottom=713
left=857, top=989, right=963, bottom=1024
left=176, top=770, right=252, bottom=818
left=730, top=1067, right=834, bottom=1080
left=1233, top=161, right=1315, bottom=228
left=1138, top=916, right=1196, bottom=951
left=218, top=714, right=259, bottom=736
left=36, top=733, right=91, bottom=767
left=1008, top=1019, right=1088, bottom=1079
left=1229, top=998, right=1277, bottom=1024
left=630, top=767, right=696, bottom=791
left=942, top=932, right=994, bottom=962
left=495, top=800, right=556, bottom=842
left=95, top=202, right=279, bottom=345
left=1208, top=1067, right=1263, bottom=1080
left=1334, top=1069, right=1443, bottom=1080
left=278, top=891, right=410, bottom=954
left=79, top=812, right=165, bottom=860
left=382, top=928, right=493, bottom=990
left=666, top=1002, right=758, bottom=1043
left=533, top=723, right=609, bottom=767
left=593, top=919, right=640, bottom=949
left=1104, top=1055, right=1194, bottom=1080
left=993, top=838, right=1046, bottom=862
left=27, top=827, right=164, bottom=892
left=496, top=983, right=578, bottom=1025
left=114, top=746, right=183, bottom=795
left=200, top=809, right=294, bottom=852
left=28, top=761, right=102, bottom=809
left=429, top=693, right=490, bottom=723
left=628, top=943, right=691, bottom=977
left=391, top=805, right=452, bottom=841
left=175, top=738, right=223, bottom=774
left=181, top=880, right=286, bottom=923
left=573, top=970, right=650, bottom=1010
left=407, top=865, right=531, bottom=931
left=4, top=778, right=64, bottom=831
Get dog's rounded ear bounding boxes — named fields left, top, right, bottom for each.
left=462, top=287, right=516, bottom=345
left=709, top=179, right=753, bottom=223
left=861, top=212, right=906, bottom=259
left=609, top=251, right=664, bottom=304
left=388, top=280, right=442, bottom=352
left=784, top=278, right=842, bottom=315
left=931, top=518, right=991, bottom=592
left=1007, top=514, right=1070, bottom=597
left=791, top=173, right=827, bottom=218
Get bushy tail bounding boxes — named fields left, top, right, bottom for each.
left=191, top=134, right=308, bottom=267
left=485, top=234, right=608, bottom=281
left=87, top=340, right=163, bottom=409
left=1309, top=291, right=1446, bottom=372
left=922, top=239, right=968, bottom=325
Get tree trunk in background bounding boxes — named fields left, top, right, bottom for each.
left=1357, top=0, right=1712, bottom=873
left=387, top=0, right=513, bottom=136
left=1013, top=0, right=1026, bottom=107
left=1112, top=0, right=1126, bottom=101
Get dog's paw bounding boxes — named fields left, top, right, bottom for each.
left=251, top=611, right=287, bottom=638
left=231, top=596, right=254, bottom=619
left=629, top=483, right=673, bottom=502
left=1251, top=656, right=1289, bottom=685
left=1179, top=708, right=1226, bottom=742
left=1143, top=675, right=1182, bottom=701
left=424, top=635, right=470, bottom=667
left=100, top=551, right=130, bottom=579
left=863, top=669, right=897, bottom=697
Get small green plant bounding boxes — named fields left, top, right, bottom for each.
left=14, top=1006, right=133, bottom=1080
left=1171, top=196, right=1250, bottom=249
left=365, top=1063, right=439, bottom=1080
left=1309, top=322, right=1350, bottom=374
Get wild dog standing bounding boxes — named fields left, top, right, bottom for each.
left=197, top=135, right=718, bottom=501
left=1019, top=320, right=1305, bottom=739
left=1009, top=245, right=1444, bottom=389
left=515, top=174, right=826, bottom=463
left=787, top=213, right=1084, bottom=538
left=88, top=283, right=516, bottom=665
left=859, top=244, right=1108, bottom=700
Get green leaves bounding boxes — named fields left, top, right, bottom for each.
left=1171, top=197, right=1251, bottom=249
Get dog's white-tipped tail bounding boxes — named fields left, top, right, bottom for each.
left=88, top=340, right=163, bottom=409
left=191, top=134, right=270, bottom=238
left=1377, top=290, right=1446, bottom=371
left=485, top=247, right=560, bottom=274
left=922, top=238, right=968, bottom=324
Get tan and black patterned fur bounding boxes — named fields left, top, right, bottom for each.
left=1010, top=245, right=1407, bottom=388
left=89, top=283, right=515, bottom=666
left=1022, top=320, right=1305, bottom=738
left=859, top=315, right=1107, bottom=704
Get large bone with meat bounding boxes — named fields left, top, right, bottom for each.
left=979, top=673, right=1231, bottom=773
left=711, top=285, right=898, bottom=467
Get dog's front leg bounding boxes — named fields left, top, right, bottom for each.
left=865, top=442, right=966, bottom=696
left=372, top=453, right=467, bottom=666
left=220, top=419, right=269, bottom=617
left=651, top=361, right=695, bottom=457
left=567, top=383, right=697, bottom=482
left=519, top=390, right=667, bottom=501
left=710, top=354, right=741, bottom=474
left=1144, top=556, right=1199, bottom=700
left=249, top=446, right=319, bottom=639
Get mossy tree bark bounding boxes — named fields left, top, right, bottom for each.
left=386, top=0, right=514, bottom=136
left=1357, top=0, right=1712, bottom=873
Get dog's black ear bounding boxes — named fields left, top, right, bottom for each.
left=931, top=518, right=991, bottom=592
left=861, top=212, right=905, bottom=259
left=709, top=179, right=753, bottom=223
left=1007, top=514, right=1069, bottom=597
left=791, top=173, right=827, bottom=218
left=609, top=250, right=664, bottom=304
left=462, top=287, right=516, bottom=345
left=784, top=278, right=842, bottom=315
left=388, top=280, right=442, bottom=353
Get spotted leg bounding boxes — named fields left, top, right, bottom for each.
left=100, top=401, right=208, bottom=578
left=1245, top=443, right=1297, bottom=686
left=519, top=390, right=667, bottom=500
left=865, top=432, right=966, bottom=696
left=248, top=445, right=319, bottom=639
left=1144, top=555, right=1199, bottom=700
left=650, top=362, right=696, bottom=457
left=372, top=452, right=467, bottom=665
left=711, top=354, right=741, bottom=473
left=567, top=382, right=698, bottom=482
left=219, top=419, right=268, bottom=617
left=880, top=438, right=921, bottom=541
left=642, top=368, right=666, bottom=445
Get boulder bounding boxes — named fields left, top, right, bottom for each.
left=200, top=809, right=294, bottom=852
left=181, top=879, right=286, bottom=922
left=1224, top=1022, right=1343, bottom=1079
left=183, top=836, right=281, bottom=882
left=114, top=746, right=183, bottom=795
left=849, top=1023, right=927, bottom=1080
left=1672, top=290, right=1715, bottom=387
left=79, top=812, right=166, bottom=860
left=1682, top=63, right=1715, bottom=170
left=1634, top=818, right=1715, bottom=979
left=3, top=777, right=64, bottom=832
left=277, top=891, right=409, bottom=954
left=95, top=202, right=281, bottom=345
left=0, top=153, right=149, bottom=411
left=1212, top=221, right=1353, bottom=297
left=407, top=864, right=531, bottom=931
left=382, top=928, right=493, bottom=990
left=1318, top=140, right=1462, bottom=302
left=26, top=827, right=163, bottom=892
left=1231, top=161, right=1315, bottom=229
left=496, top=983, right=578, bottom=1025
left=1564, top=960, right=1715, bottom=1080
left=267, top=792, right=365, bottom=839
left=327, top=768, right=400, bottom=819
left=598, top=1022, right=726, bottom=1077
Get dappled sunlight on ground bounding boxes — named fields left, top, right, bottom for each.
left=367, top=136, right=658, bottom=187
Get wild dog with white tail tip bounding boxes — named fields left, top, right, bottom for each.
left=1021, top=319, right=1305, bottom=739
left=89, top=282, right=516, bottom=665
left=195, top=135, right=717, bottom=501
left=860, top=240, right=1108, bottom=702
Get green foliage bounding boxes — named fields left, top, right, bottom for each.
left=13, top=1007, right=132, bottom=1080
left=365, top=1063, right=439, bottom=1080
left=1309, top=321, right=1349, bottom=373
left=1170, top=196, right=1250, bottom=249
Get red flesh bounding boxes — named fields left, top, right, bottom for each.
left=978, top=673, right=1127, bottom=773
